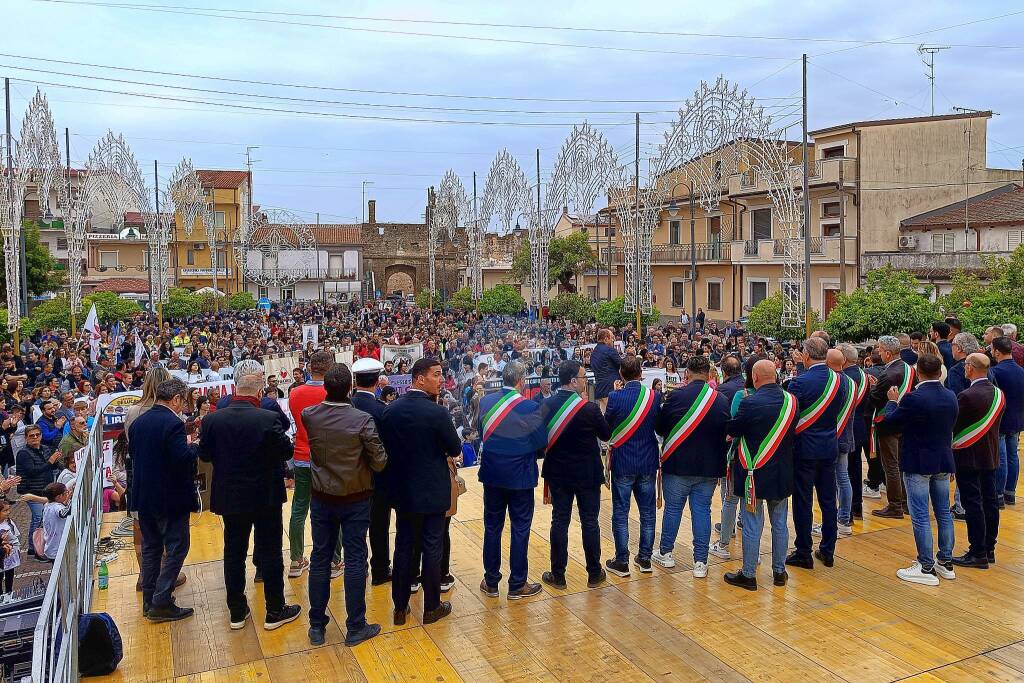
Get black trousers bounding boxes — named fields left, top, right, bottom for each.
left=548, top=481, right=602, bottom=579
left=792, top=458, right=838, bottom=557
left=393, top=511, right=445, bottom=614
left=412, top=516, right=451, bottom=579
left=865, top=446, right=885, bottom=489
left=138, top=511, right=190, bottom=609
left=369, top=489, right=393, bottom=581
left=222, top=506, right=286, bottom=619
left=957, top=467, right=1000, bottom=558
left=849, top=443, right=866, bottom=516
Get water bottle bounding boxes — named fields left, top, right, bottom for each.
left=98, top=560, right=109, bottom=590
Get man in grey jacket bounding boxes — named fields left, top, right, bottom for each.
left=302, top=363, right=388, bottom=648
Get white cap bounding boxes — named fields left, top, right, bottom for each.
left=352, top=357, right=385, bottom=374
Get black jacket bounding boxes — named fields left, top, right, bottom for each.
left=726, top=384, right=796, bottom=501
left=717, top=374, right=745, bottom=407
left=16, top=444, right=59, bottom=496
left=656, top=380, right=729, bottom=478
left=540, top=390, right=610, bottom=488
left=590, top=343, right=621, bottom=400
left=128, top=405, right=200, bottom=516
left=953, top=379, right=1003, bottom=471
left=199, top=400, right=293, bottom=515
left=352, top=389, right=390, bottom=491
left=379, top=390, right=461, bottom=515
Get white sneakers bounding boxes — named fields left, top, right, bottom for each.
left=862, top=484, right=882, bottom=499
left=896, top=561, right=939, bottom=586
left=330, top=561, right=344, bottom=579
left=692, top=561, right=708, bottom=578
left=812, top=522, right=853, bottom=537
left=709, top=541, right=731, bottom=559
left=288, top=558, right=309, bottom=578
left=651, top=551, right=676, bottom=568
left=933, top=561, right=956, bottom=581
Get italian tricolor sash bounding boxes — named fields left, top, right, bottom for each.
left=546, top=392, right=586, bottom=451
left=870, top=362, right=915, bottom=457
left=737, top=391, right=797, bottom=511
left=608, top=384, right=655, bottom=449
left=834, top=372, right=858, bottom=436
left=482, top=389, right=525, bottom=441
left=953, top=387, right=1005, bottom=449
left=661, top=383, right=717, bottom=462
left=795, top=368, right=841, bottom=434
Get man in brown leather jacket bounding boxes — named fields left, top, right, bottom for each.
left=302, top=363, right=387, bottom=648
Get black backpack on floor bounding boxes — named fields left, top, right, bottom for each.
left=78, top=612, right=123, bottom=676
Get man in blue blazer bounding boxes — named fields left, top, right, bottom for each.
left=992, top=337, right=1024, bottom=505
left=476, top=360, right=546, bottom=600
left=786, top=337, right=847, bottom=569
left=590, top=328, right=622, bottom=413
left=604, top=355, right=660, bottom=577
left=129, top=378, right=199, bottom=623
left=877, top=354, right=959, bottom=586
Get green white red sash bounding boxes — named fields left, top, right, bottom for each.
left=835, top=372, right=858, bottom=436
left=795, top=368, right=841, bottom=434
left=546, top=392, right=586, bottom=452
left=661, top=383, right=717, bottom=462
left=870, top=362, right=915, bottom=457
left=953, top=386, right=1005, bottom=449
left=482, top=389, right=525, bottom=441
left=608, top=384, right=655, bottom=449
left=737, top=391, right=797, bottom=511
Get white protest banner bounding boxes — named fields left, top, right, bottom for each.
left=301, top=324, right=320, bottom=348
left=641, top=368, right=667, bottom=390
left=334, top=348, right=354, bottom=368
left=381, top=343, right=423, bottom=367
left=189, top=378, right=236, bottom=398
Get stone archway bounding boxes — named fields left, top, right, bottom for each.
left=384, top=264, right=416, bottom=295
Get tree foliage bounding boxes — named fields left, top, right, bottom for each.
left=824, top=267, right=938, bottom=341
left=0, top=221, right=64, bottom=297
left=414, top=288, right=440, bottom=310
left=28, top=297, right=73, bottom=331
left=548, top=292, right=596, bottom=323
left=479, top=284, right=526, bottom=315
left=595, top=296, right=660, bottom=329
left=937, top=245, right=1024, bottom=337
left=746, top=291, right=821, bottom=341
left=449, top=286, right=475, bottom=312
left=511, top=231, right=598, bottom=293
left=82, top=291, right=142, bottom=323
left=227, top=291, right=256, bottom=311
left=163, top=288, right=204, bottom=320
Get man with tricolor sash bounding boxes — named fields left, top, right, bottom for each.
left=603, top=355, right=661, bottom=578
left=785, top=338, right=848, bottom=570
left=653, top=355, right=729, bottom=579
left=539, top=360, right=610, bottom=589
left=723, top=360, right=797, bottom=591
left=952, top=353, right=1005, bottom=570
left=476, top=361, right=546, bottom=600
left=868, top=336, right=918, bottom=519
left=839, top=344, right=870, bottom=524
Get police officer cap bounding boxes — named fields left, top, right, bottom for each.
left=352, top=358, right=385, bottom=374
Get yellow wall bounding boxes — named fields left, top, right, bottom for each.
left=171, top=186, right=243, bottom=293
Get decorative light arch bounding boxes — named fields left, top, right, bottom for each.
left=433, top=170, right=469, bottom=297
left=240, top=208, right=317, bottom=289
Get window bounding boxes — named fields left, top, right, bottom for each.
left=281, top=287, right=294, bottom=300
left=56, top=238, right=68, bottom=250
left=143, top=250, right=149, bottom=268
left=587, top=285, right=597, bottom=301
left=215, top=250, right=226, bottom=268
left=603, top=226, right=616, bottom=237
left=99, top=251, right=118, bottom=268
left=707, top=281, right=722, bottom=311
left=214, top=211, right=226, bottom=228
left=669, top=220, right=682, bottom=245
left=821, top=145, right=845, bottom=159
left=752, top=208, right=772, bottom=241
left=749, top=280, right=768, bottom=307
left=713, top=159, right=722, bottom=181
left=186, top=249, right=195, bottom=265
left=1010, top=231, right=1023, bottom=250
left=822, top=201, right=841, bottom=218
left=258, top=286, right=269, bottom=299
left=932, top=233, right=955, bottom=252
left=782, top=280, right=801, bottom=302
left=672, top=281, right=686, bottom=308
left=708, top=215, right=721, bottom=242
left=822, top=221, right=841, bottom=238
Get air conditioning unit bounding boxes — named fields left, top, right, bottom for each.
left=897, top=235, right=917, bottom=250
left=193, top=243, right=206, bottom=250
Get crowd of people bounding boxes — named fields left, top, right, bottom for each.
left=2, top=298, right=1023, bottom=648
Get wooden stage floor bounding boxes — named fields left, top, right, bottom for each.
left=91, top=467, right=1024, bottom=682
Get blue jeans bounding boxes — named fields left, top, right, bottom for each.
left=483, top=486, right=534, bottom=591
left=308, top=496, right=371, bottom=633
left=718, top=477, right=739, bottom=544
left=659, top=475, right=716, bottom=563
left=904, top=473, right=954, bottom=570
left=741, top=498, right=788, bottom=577
left=997, top=432, right=1020, bottom=496
left=612, top=473, right=656, bottom=563
left=26, top=501, right=44, bottom=551
left=836, top=452, right=853, bottom=525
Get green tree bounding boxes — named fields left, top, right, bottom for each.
left=824, top=266, right=938, bottom=341
left=548, top=292, right=596, bottom=323
left=0, top=221, right=64, bottom=297
left=414, top=288, right=441, bottom=310
left=479, top=284, right=526, bottom=315
left=29, top=297, right=73, bottom=331
left=595, top=296, right=660, bottom=328
left=163, top=288, right=203, bottom=320
left=227, top=291, right=256, bottom=311
left=511, top=231, right=598, bottom=293
left=82, top=291, right=142, bottom=322
left=449, top=286, right=475, bottom=312
left=746, top=291, right=821, bottom=341
left=940, top=245, right=1024, bottom=337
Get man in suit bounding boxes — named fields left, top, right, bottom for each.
left=991, top=336, right=1024, bottom=505
left=540, top=360, right=610, bottom=589
left=379, top=358, right=461, bottom=626
left=351, top=357, right=393, bottom=586
left=716, top=354, right=745, bottom=406
left=946, top=332, right=981, bottom=397
left=839, top=344, right=870, bottom=522
left=590, top=328, right=621, bottom=413
left=723, top=360, right=797, bottom=591
left=200, top=361, right=301, bottom=631
left=477, top=360, right=545, bottom=599
left=869, top=335, right=918, bottom=518
left=654, top=355, right=729, bottom=578
left=932, top=321, right=956, bottom=369
left=786, top=338, right=847, bottom=569
left=877, top=354, right=959, bottom=586
left=129, top=378, right=198, bottom=622
left=604, top=355, right=661, bottom=577
left=952, top=353, right=1004, bottom=569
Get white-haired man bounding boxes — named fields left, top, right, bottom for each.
left=1001, top=324, right=1024, bottom=368
left=868, top=336, right=918, bottom=519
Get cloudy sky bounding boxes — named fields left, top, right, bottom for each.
left=4, top=0, right=1023, bottom=224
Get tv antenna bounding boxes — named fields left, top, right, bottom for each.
left=918, top=45, right=951, bottom=116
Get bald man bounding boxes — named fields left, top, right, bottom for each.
left=823, top=348, right=858, bottom=538
left=723, top=360, right=798, bottom=591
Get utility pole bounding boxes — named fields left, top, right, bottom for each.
left=802, top=54, right=812, bottom=338
left=634, top=112, right=641, bottom=337
left=154, top=160, right=163, bottom=330
left=918, top=45, right=951, bottom=116
left=536, top=148, right=542, bottom=318
left=65, top=127, right=77, bottom=332
left=689, top=181, right=697, bottom=336
left=4, top=78, right=17, bottom=355
left=244, top=146, right=259, bottom=296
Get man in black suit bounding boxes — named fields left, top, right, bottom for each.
left=868, top=336, right=917, bottom=519
left=351, top=357, right=393, bottom=586
left=200, top=360, right=301, bottom=632
left=716, top=354, right=744, bottom=406
left=539, top=360, right=610, bottom=589
left=590, top=328, right=621, bottom=413
left=379, top=357, right=461, bottom=626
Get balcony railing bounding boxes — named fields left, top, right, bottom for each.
left=744, top=239, right=760, bottom=256
left=245, top=267, right=359, bottom=280
left=862, top=250, right=1012, bottom=275
left=773, top=237, right=824, bottom=256
left=651, top=242, right=730, bottom=263
left=179, top=267, right=233, bottom=277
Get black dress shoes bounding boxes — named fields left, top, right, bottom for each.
left=773, top=570, right=788, bottom=586
left=724, top=570, right=757, bottom=591
left=814, top=550, right=834, bottom=568
left=951, top=552, right=989, bottom=569
left=422, top=602, right=452, bottom=625
left=785, top=552, right=814, bottom=570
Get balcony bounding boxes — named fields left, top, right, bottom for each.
left=179, top=267, right=233, bottom=278
left=651, top=242, right=730, bottom=263
left=727, top=156, right=857, bottom=195
left=242, top=267, right=359, bottom=281
left=735, top=237, right=856, bottom=262
left=862, top=250, right=1010, bottom=277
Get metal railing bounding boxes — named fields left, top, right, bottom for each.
left=650, top=242, right=729, bottom=262
left=32, top=420, right=106, bottom=682
left=744, top=239, right=760, bottom=256
left=247, top=267, right=359, bottom=280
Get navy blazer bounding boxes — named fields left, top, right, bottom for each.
left=216, top=393, right=291, bottom=432
left=937, top=340, right=956, bottom=369
left=605, top=380, right=661, bottom=476
left=477, top=388, right=545, bottom=490
left=379, top=390, right=461, bottom=514
left=200, top=400, right=294, bottom=515
left=726, top=383, right=796, bottom=501
left=655, top=380, right=729, bottom=478
left=954, top=379, right=1003, bottom=471
left=946, top=359, right=969, bottom=396
left=878, top=380, right=958, bottom=475
left=787, top=363, right=846, bottom=461
left=844, top=365, right=869, bottom=449
left=540, top=390, right=610, bottom=488
left=590, top=343, right=622, bottom=400
left=991, top=359, right=1024, bottom=435
left=129, top=404, right=200, bottom=516
left=716, top=374, right=745, bottom=407
left=352, top=389, right=390, bottom=490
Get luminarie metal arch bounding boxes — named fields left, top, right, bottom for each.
left=239, top=207, right=318, bottom=289
left=433, top=170, right=469, bottom=298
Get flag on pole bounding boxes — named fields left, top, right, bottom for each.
left=83, top=304, right=101, bottom=364
left=133, top=328, right=145, bottom=367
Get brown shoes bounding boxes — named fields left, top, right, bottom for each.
left=871, top=505, right=904, bottom=519
left=422, top=602, right=452, bottom=625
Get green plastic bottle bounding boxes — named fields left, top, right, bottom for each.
left=98, top=560, right=109, bottom=590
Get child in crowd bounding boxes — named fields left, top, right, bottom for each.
left=0, top=501, right=20, bottom=594
left=41, top=483, right=72, bottom=562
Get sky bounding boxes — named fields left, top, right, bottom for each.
left=3, top=0, right=1024, bottom=225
